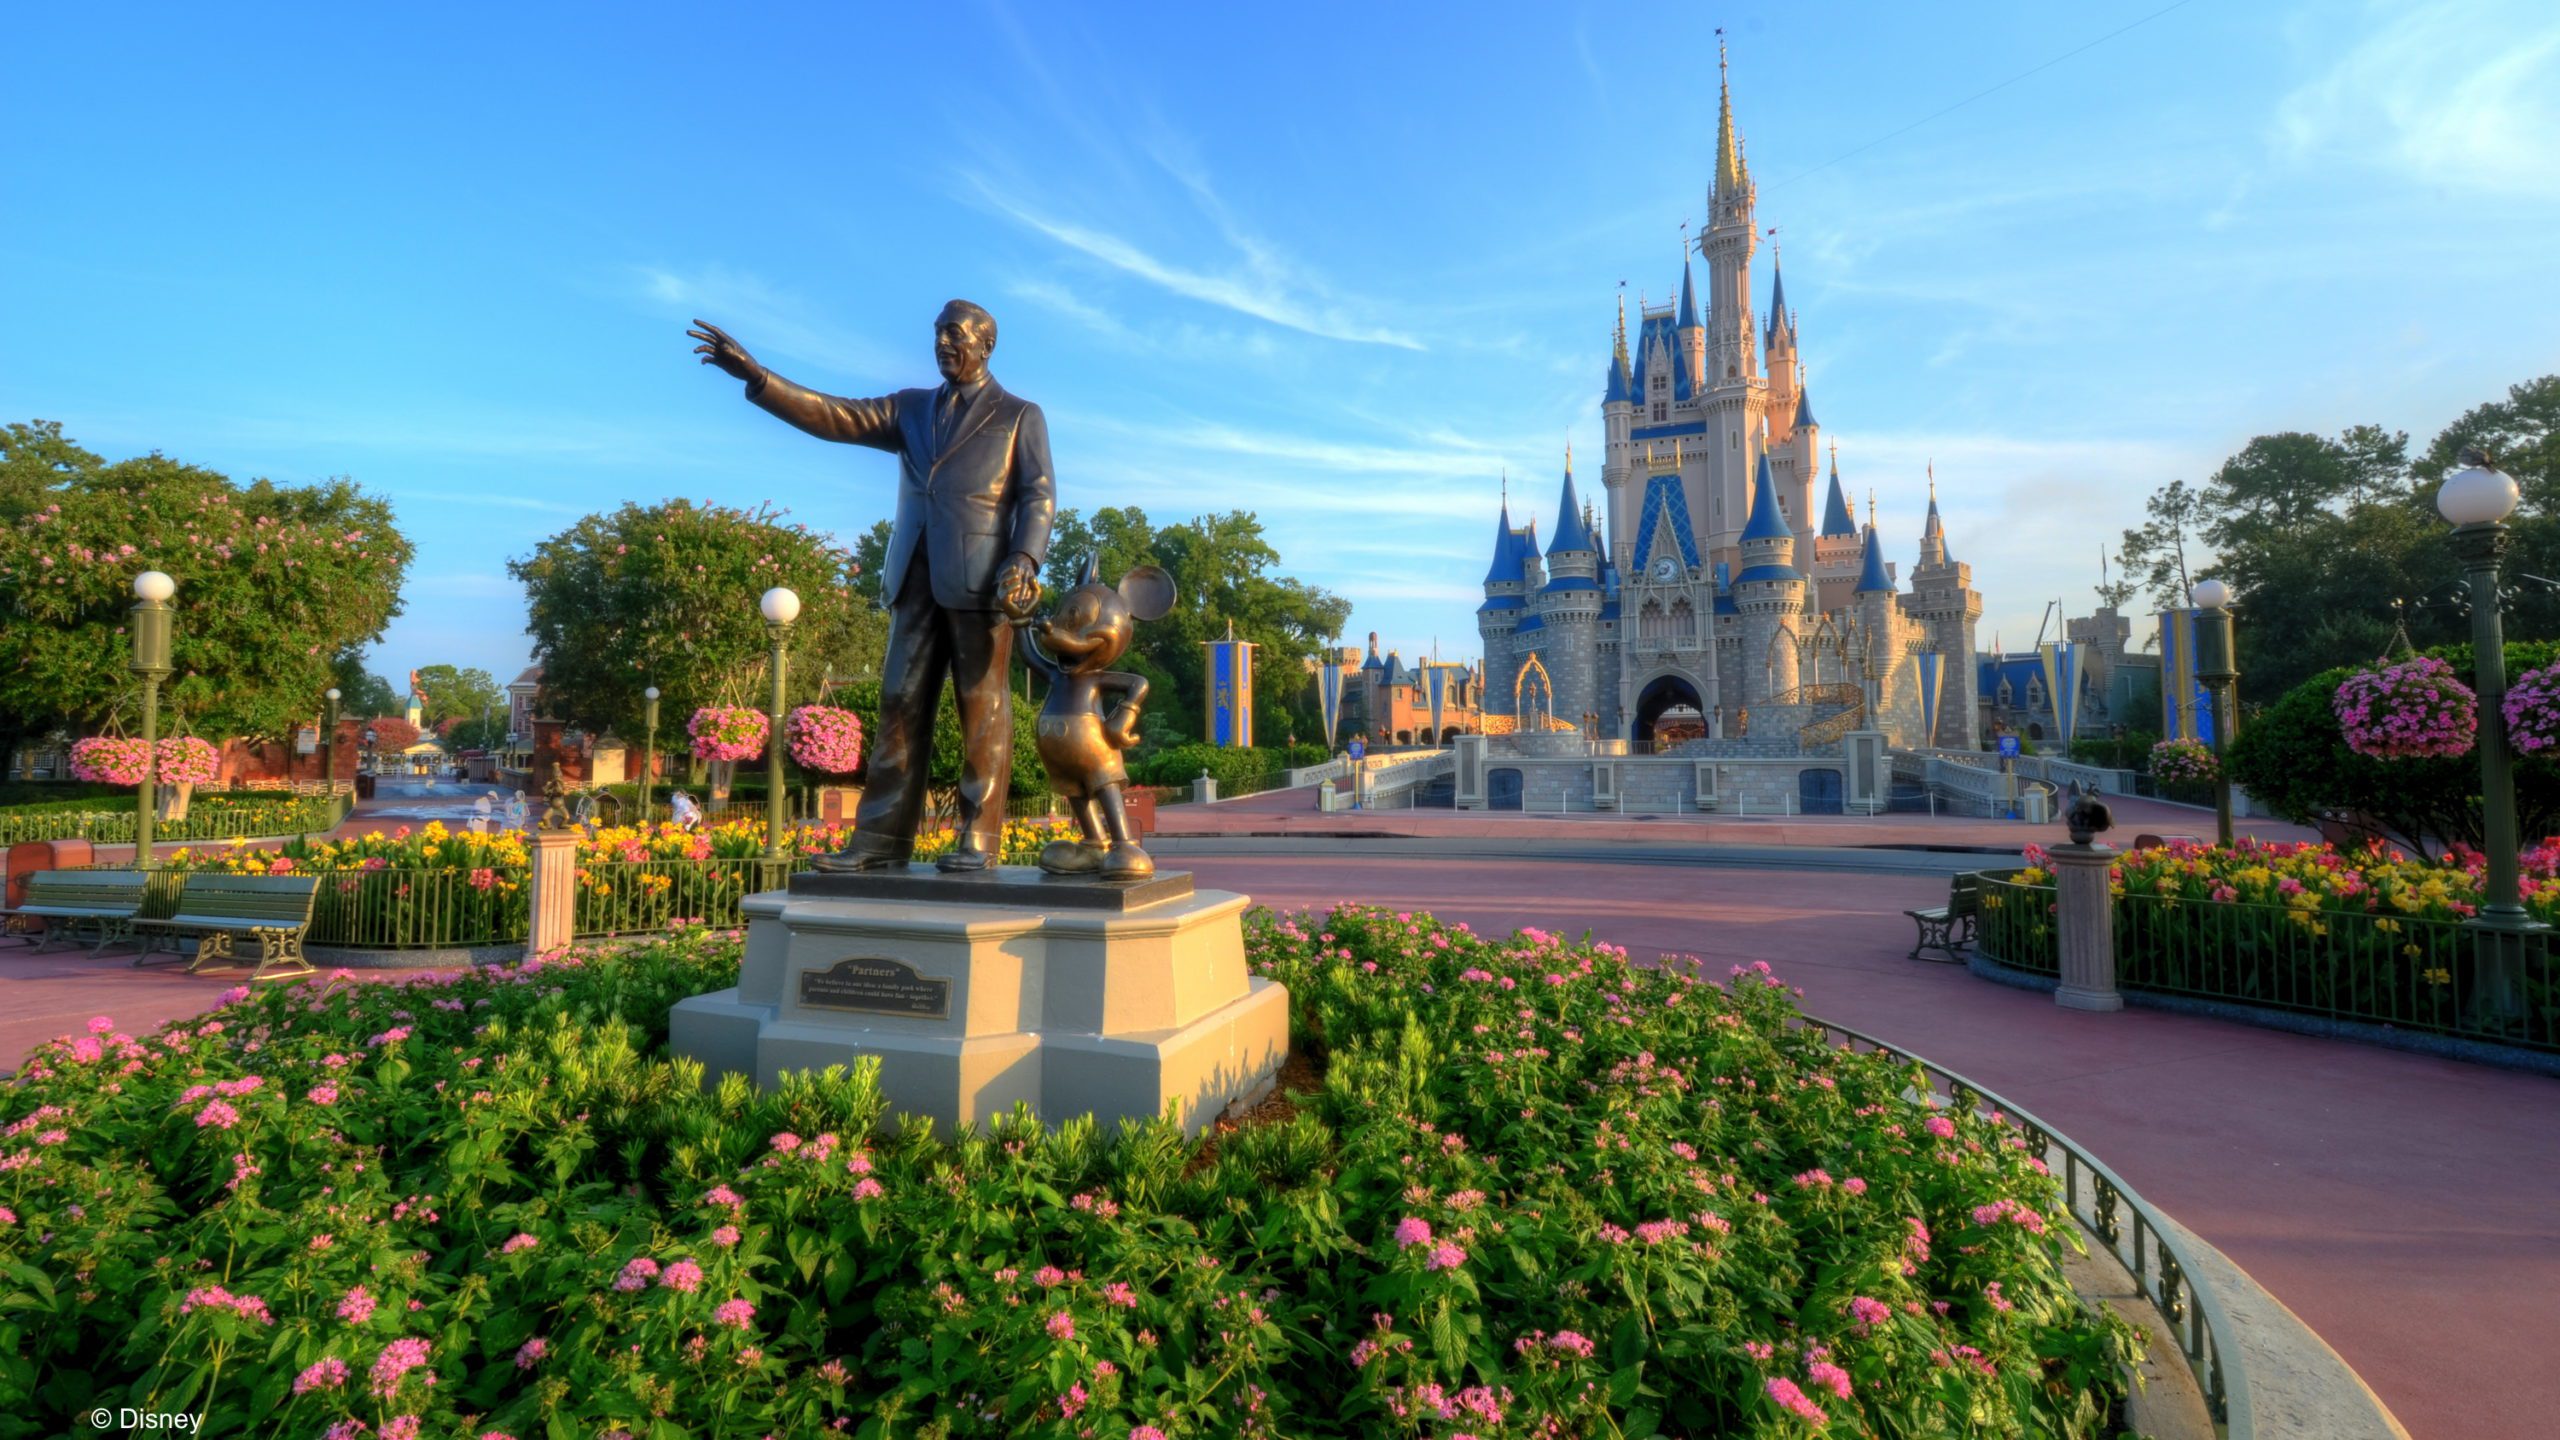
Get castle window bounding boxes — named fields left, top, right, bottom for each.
left=1652, top=403, right=1666, bottom=421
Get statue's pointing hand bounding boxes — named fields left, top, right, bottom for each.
left=688, top=320, right=764, bottom=385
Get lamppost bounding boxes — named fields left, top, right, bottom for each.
left=641, top=685, right=661, bottom=823
left=363, top=725, right=379, bottom=787
left=759, top=588, right=800, bottom=861
left=129, top=572, right=176, bottom=865
left=324, top=687, right=341, bottom=796
left=2189, top=577, right=2238, bottom=846
left=2437, top=448, right=2546, bottom=1022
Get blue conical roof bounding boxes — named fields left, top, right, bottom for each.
left=1547, top=466, right=1595, bottom=555
left=1677, top=259, right=1699, bottom=330
left=1604, top=352, right=1631, bottom=405
left=1793, top=386, right=1817, bottom=430
left=1856, top=525, right=1892, bottom=593
left=1482, top=499, right=1528, bottom=585
left=1740, top=453, right=1791, bottom=544
left=1765, top=261, right=1788, bottom=343
left=1819, top=462, right=1857, bottom=537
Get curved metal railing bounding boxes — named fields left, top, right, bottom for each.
left=1795, top=1015, right=2249, bottom=1436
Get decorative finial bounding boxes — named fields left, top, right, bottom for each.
left=1868, top=487, right=1877, bottom=527
left=1564, top=438, right=1573, bottom=473
left=1927, top=461, right=1937, bottom=500
left=1829, top=438, right=1839, bottom=472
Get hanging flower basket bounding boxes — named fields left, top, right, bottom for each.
left=2333, top=656, right=2477, bottom=759
left=2148, top=737, right=2218, bottom=784
left=687, top=705, right=767, bottom=763
left=786, top=704, right=865, bottom=774
left=2505, top=664, right=2560, bottom=758
left=69, top=736, right=153, bottom=785
left=156, top=736, right=221, bottom=786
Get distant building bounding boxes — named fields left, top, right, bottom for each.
left=1325, top=634, right=1483, bottom=745
left=1976, top=607, right=2163, bottom=747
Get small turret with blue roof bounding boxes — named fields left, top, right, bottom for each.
left=1733, top=452, right=1800, bottom=582
left=1855, top=524, right=1892, bottom=594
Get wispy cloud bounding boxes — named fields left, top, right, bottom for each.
left=2274, top=1, right=2560, bottom=199
left=965, top=177, right=1425, bottom=351
left=632, top=264, right=904, bottom=381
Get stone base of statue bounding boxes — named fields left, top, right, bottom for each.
left=669, top=867, right=1288, bottom=1137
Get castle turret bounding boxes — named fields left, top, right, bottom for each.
left=1902, top=466, right=1982, bottom=747
left=1603, top=296, right=1636, bottom=569
left=1538, top=453, right=1605, bottom=728
left=1701, top=40, right=1768, bottom=564
left=1732, top=453, right=1805, bottom=705
left=1476, top=486, right=1537, bottom=719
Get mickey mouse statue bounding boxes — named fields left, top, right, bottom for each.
left=1015, top=556, right=1178, bottom=879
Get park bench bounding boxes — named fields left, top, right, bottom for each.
left=1905, top=870, right=1988, bottom=964
left=0, top=870, right=150, bottom=954
left=134, top=873, right=320, bottom=981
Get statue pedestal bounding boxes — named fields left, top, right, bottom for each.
left=670, top=867, right=1288, bottom=1136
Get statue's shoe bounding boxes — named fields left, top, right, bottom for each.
left=808, top=843, right=906, bottom=873
left=1101, top=843, right=1155, bottom=880
left=935, top=845, right=995, bottom=873
left=1038, top=839, right=1104, bottom=875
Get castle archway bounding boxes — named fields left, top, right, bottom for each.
left=1632, top=673, right=1707, bottom=754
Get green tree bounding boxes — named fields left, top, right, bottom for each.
left=2414, top=376, right=2560, bottom=650
left=2115, top=478, right=2206, bottom=615
left=508, top=499, right=885, bottom=741
left=327, top=652, right=403, bottom=718
left=0, top=422, right=413, bottom=757
left=1046, top=506, right=1350, bottom=749
left=413, top=664, right=502, bottom=729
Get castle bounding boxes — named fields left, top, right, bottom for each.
left=1477, top=51, right=1982, bottom=758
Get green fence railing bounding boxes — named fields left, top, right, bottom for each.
left=1974, top=872, right=2559, bottom=1053
left=573, top=858, right=800, bottom=938
left=0, top=792, right=351, bottom=847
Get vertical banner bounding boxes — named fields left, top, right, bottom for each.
left=1318, top=657, right=1344, bottom=751
left=2159, top=610, right=2209, bottom=743
left=1202, top=636, right=1258, bottom=747
left=1425, top=665, right=1448, bottom=742
left=1915, top=651, right=1945, bottom=748
left=2038, top=640, right=2087, bottom=745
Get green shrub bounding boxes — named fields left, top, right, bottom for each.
left=0, top=910, right=2136, bottom=1437
left=1132, top=742, right=1292, bottom=789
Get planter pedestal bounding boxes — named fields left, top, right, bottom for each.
left=671, top=868, right=1288, bottom=1137
left=2051, top=842, right=2123, bottom=1012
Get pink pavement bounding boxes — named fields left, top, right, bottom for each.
left=1153, top=787, right=2323, bottom=851
left=1171, top=852, right=2553, bottom=1440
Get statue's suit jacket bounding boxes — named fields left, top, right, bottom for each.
left=748, top=374, right=1055, bottom=610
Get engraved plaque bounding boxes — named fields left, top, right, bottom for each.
left=797, top=957, right=951, bottom=1018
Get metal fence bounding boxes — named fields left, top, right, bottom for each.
left=0, top=792, right=350, bottom=847
left=1797, top=1016, right=2243, bottom=1432
left=1975, top=872, right=2559, bottom=1052
left=573, top=857, right=799, bottom=938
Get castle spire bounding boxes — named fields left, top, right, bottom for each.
left=1713, top=32, right=1744, bottom=196
left=1678, top=246, right=1699, bottom=329
left=1855, top=524, right=1893, bottom=594
left=1765, top=255, right=1789, bottom=345
left=1547, top=453, right=1594, bottom=556
left=1819, top=452, right=1857, bottom=538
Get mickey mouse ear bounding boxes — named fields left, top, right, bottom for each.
left=1116, top=564, right=1175, bottom=622
left=1075, top=552, right=1100, bottom=589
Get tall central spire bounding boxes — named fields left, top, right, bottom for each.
left=1714, top=33, right=1744, bottom=196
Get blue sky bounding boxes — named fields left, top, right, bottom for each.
left=8, top=1, right=2559, bottom=686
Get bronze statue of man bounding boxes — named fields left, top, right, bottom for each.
left=689, top=301, right=1053, bottom=871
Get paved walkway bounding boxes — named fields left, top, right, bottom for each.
left=1153, top=787, right=2321, bottom=851
left=1163, top=853, right=2549, bottom=1440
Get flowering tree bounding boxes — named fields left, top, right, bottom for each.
left=509, top=499, right=884, bottom=744
left=0, top=422, right=413, bottom=755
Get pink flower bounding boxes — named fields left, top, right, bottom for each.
left=1765, top=1375, right=1828, bottom=1425
left=1924, top=1114, right=1956, bottom=1139
left=710, top=1224, right=741, bottom=1247
left=196, top=1100, right=240, bottom=1130
left=514, top=1337, right=548, bottom=1369
left=369, top=1336, right=432, bottom=1398
left=850, top=1177, right=884, bottom=1201
left=1392, top=1216, right=1432, bottom=1247
left=1848, top=1296, right=1892, bottom=1333
left=659, top=1259, right=704, bottom=1292
left=337, top=1285, right=378, bottom=1323
left=713, top=1298, right=756, bottom=1330
left=1426, top=1242, right=1468, bottom=1271
left=1548, top=1330, right=1595, bottom=1357
left=499, top=1233, right=539, bottom=1254
left=613, top=1257, right=660, bottom=1292
left=293, top=1356, right=349, bottom=1394
left=1131, top=1429, right=1169, bottom=1440
left=1806, top=1360, right=1853, bottom=1400
left=1046, top=1310, right=1076, bottom=1340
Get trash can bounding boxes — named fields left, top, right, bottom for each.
left=1317, top=780, right=1339, bottom=813
left=356, top=773, right=378, bottom=800
left=2020, top=790, right=2052, bottom=824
